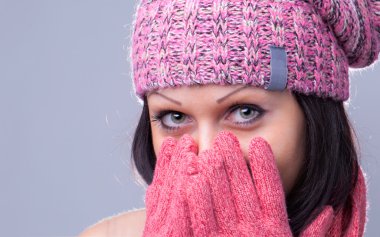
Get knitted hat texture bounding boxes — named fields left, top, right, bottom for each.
left=131, top=0, right=380, bottom=101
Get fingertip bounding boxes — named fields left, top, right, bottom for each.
left=178, top=133, right=198, bottom=154
left=247, top=137, right=277, bottom=176
left=248, top=137, right=273, bottom=159
left=158, top=136, right=177, bottom=157
left=213, top=130, right=241, bottom=151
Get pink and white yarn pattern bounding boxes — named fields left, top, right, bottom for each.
left=131, top=0, right=380, bottom=101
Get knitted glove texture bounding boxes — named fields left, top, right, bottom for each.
left=185, top=131, right=334, bottom=237
left=143, top=131, right=362, bottom=236
left=142, top=134, right=197, bottom=237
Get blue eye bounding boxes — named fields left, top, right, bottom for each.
left=227, top=104, right=264, bottom=125
left=161, top=112, right=187, bottom=126
left=150, top=111, right=189, bottom=132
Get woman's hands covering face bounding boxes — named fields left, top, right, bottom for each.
left=143, top=131, right=334, bottom=236
left=185, top=131, right=292, bottom=236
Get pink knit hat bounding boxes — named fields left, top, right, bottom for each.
left=131, top=0, right=380, bottom=102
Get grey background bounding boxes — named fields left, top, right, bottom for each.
left=0, top=1, right=378, bottom=236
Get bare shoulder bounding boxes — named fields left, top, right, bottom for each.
left=78, top=208, right=146, bottom=237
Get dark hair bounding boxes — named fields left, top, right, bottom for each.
left=131, top=92, right=359, bottom=236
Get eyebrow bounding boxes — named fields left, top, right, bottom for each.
left=150, top=85, right=251, bottom=106
left=216, top=85, right=251, bottom=103
left=150, top=92, right=183, bottom=106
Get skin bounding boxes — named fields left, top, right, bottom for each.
left=79, top=83, right=307, bottom=237
left=147, top=84, right=306, bottom=195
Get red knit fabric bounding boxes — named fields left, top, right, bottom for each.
left=131, top=0, right=380, bottom=102
left=327, top=167, right=367, bottom=236
left=143, top=131, right=367, bottom=236
left=142, top=135, right=197, bottom=236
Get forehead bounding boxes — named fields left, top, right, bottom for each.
left=147, top=84, right=270, bottom=101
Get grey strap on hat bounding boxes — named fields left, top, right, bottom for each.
left=267, top=46, right=288, bottom=91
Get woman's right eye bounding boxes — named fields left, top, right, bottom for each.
left=151, top=111, right=191, bottom=132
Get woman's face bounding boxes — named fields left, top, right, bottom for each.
left=147, top=84, right=306, bottom=195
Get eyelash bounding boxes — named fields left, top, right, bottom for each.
left=228, top=103, right=265, bottom=126
left=151, top=112, right=185, bottom=133
left=150, top=102, right=265, bottom=133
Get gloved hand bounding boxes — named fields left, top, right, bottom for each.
left=185, top=131, right=334, bottom=237
left=142, top=134, right=198, bottom=237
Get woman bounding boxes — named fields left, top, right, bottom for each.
left=80, top=0, right=380, bottom=236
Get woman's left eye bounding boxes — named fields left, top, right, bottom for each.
left=226, top=104, right=264, bottom=126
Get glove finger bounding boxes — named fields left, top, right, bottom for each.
left=299, top=206, right=334, bottom=237
left=156, top=134, right=197, bottom=216
left=198, top=149, right=237, bottom=233
left=147, top=134, right=196, bottom=224
left=166, top=152, right=196, bottom=236
left=152, top=136, right=177, bottom=185
left=186, top=169, right=218, bottom=236
left=248, top=137, right=287, bottom=221
left=145, top=137, right=177, bottom=217
left=171, top=133, right=198, bottom=161
left=213, top=131, right=260, bottom=221
left=165, top=134, right=198, bottom=191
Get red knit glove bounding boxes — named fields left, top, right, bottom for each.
left=142, top=134, right=197, bottom=237
left=185, top=131, right=334, bottom=237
